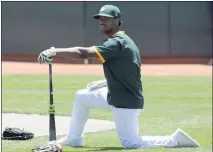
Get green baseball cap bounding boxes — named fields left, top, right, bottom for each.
left=93, top=5, right=121, bottom=19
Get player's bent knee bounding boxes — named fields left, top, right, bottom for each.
left=75, top=89, right=89, bottom=102
left=73, top=89, right=93, bottom=108
left=76, top=89, right=89, bottom=96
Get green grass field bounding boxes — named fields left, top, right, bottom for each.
left=2, top=75, right=212, bottom=152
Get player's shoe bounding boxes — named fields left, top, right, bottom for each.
left=51, top=136, right=83, bottom=147
left=37, top=140, right=63, bottom=152
left=171, top=128, right=200, bottom=147
left=55, top=137, right=72, bottom=146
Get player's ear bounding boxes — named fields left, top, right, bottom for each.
left=114, top=18, right=121, bottom=26
left=119, top=20, right=122, bottom=26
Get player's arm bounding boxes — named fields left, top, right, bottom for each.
left=53, top=47, right=97, bottom=59
left=38, top=46, right=98, bottom=64
left=38, top=38, right=120, bottom=64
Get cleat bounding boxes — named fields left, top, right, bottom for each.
left=171, top=128, right=200, bottom=147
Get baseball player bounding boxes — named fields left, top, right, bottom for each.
left=38, top=5, right=199, bottom=149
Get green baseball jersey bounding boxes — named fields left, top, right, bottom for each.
left=93, top=31, right=144, bottom=109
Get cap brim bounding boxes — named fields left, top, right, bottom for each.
left=93, top=13, right=114, bottom=19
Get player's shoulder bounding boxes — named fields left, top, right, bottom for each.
left=102, top=37, right=120, bottom=47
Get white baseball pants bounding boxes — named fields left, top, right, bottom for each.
left=57, top=87, right=178, bottom=148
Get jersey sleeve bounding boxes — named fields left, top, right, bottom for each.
left=92, top=38, right=121, bottom=63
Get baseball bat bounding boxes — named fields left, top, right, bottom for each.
left=49, top=63, right=56, bottom=141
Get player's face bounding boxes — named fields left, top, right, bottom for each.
left=99, top=16, right=118, bottom=34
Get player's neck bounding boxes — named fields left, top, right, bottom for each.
left=105, top=28, right=120, bottom=38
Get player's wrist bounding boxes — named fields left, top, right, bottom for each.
left=49, top=47, right=56, bottom=56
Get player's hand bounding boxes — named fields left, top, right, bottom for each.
left=41, top=47, right=56, bottom=58
left=38, top=47, right=56, bottom=64
left=38, top=55, right=53, bottom=64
